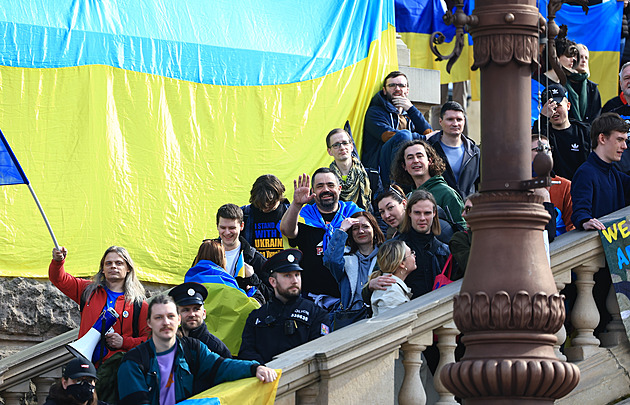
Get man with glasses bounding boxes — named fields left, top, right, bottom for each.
left=326, top=128, right=372, bottom=211
left=362, top=71, right=433, bottom=186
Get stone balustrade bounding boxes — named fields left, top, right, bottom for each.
left=2, top=207, right=630, bottom=404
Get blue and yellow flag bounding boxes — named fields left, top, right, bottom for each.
left=234, top=251, right=246, bottom=279
left=180, top=370, right=282, bottom=405
left=396, top=0, right=622, bottom=103
left=0, top=1, right=397, bottom=281
left=0, top=130, right=28, bottom=186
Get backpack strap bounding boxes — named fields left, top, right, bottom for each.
left=179, top=337, right=201, bottom=377
left=123, top=342, right=153, bottom=374
left=132, top=300, right=142, bottom=338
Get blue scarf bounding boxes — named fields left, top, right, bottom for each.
left=299, top=201, right=362, bottom=251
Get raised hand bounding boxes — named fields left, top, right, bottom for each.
left=292, top=173, right=315, bottom=206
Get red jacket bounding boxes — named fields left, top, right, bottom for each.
left=49, top=259, right=148, bottom=361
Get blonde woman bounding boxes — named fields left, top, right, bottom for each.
left=369, top=240, right=417, bottom=317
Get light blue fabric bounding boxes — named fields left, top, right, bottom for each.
left=299, top=200, right=362, bottom=251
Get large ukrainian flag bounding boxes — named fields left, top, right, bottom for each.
left=0, top=1, right=397, bottom=282
left=396, top=0, right=622, bottom=103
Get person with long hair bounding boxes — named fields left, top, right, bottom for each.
left=369, top=240, right=417, bottom=317
left=375, top=184, right=407, bottom=239
left=390, top=140, right=466, bottom=228
left=398, top=190, right=452, bottom=298
left=49, top=246, right=148, bottom=403
left=323, top=211, right=385, bottom=327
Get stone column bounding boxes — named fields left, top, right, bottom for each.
left=554, top=273, right=570, bottom=361
left=33, top=368, right=62, bottom=404
left=434, top=323, right=459, bottom=405
left=565, top=259, right=604, bottom=361
left=399, top=333, right=432, bottom=405
left=2, top=381, right=31, bottom=405
left=599, top=284, right=627, bottom=347
left=437, top=0, right=580, bottom=402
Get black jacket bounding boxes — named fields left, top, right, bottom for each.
left=44, top=383, right=109, bottom=405
left=180, top=321, right=232, bottom=358
left=238, top=296, right=330, bottom=363
left=397, top=230, right=451, bottom=299
left=427, top=131, right=480, bottom=199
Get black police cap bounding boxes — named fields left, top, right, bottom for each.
left=168, top=282, right=208, bottom=306
left=263, top=249, right=303, bottom=274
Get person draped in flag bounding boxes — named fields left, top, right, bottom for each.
left=211, top=203, right=271, bottom=301
left=280, top=167, right=362, bottom=310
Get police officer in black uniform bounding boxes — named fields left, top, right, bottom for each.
left=168, top=281, right=232, bottom=358
left=238, top=249, right=331, bottom=363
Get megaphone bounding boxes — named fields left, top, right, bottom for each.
left=66, top=307, right=119, bottom=364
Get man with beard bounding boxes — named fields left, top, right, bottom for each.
left=362, top=71, right=432, bottom=186
left=280, top=168, right=362, bottom=306
left=238, top=249, right=330, bottom=363
left=118, top=295, right=277, bottom=405
left=44, top=358, right=109, bottom=405
left=168, top=282, right=231, bottom=358
left=533, top=83, right=591, bottom=180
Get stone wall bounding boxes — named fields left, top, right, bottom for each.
left=0, top=277, right=166, bottom=360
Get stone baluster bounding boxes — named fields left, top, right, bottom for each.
left=399, top=332, right=432, bottom=405
left=599, top=284, right=627, bottom=347
left=2, top=381, right=31, bottom=405
left=33, top=368, right=62, bottom=404
left=565, top=258, right=604, bottom=361
left=434, top=323, right=459, bottom=405
left=296, top=384, right=318, bottom=405
left=554, top=272, right=570, bottom=361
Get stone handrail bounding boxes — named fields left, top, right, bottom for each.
left=2, top=207, right=630, bottom=404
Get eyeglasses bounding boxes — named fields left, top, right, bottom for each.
left=405, top=250, right=416, bottom=259
left=531, top=145, right=553, bottom=153
left=386, top=83, right=407, bottom=89
left=330, top=141, right=351, bottom=149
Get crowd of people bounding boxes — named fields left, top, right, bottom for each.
left=44, top=56, right=630, bottom=404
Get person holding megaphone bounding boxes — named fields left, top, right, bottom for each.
left=50, top=246, right=149, bottom=404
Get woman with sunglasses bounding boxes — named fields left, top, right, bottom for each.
left=368, top=240, right=417, bottom=317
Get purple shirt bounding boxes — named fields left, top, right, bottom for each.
left=157, top=343, right=177, bottom=405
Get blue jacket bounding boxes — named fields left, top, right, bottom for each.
left=323, top=229, right=378, bottom=310
left=571, top=152, right=630, bottom=229
left=361, top=91, right=431, bottom=169
left=118, top=337, right=259, bottom=405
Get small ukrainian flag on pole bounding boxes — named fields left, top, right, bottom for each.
left=235, top=251, right=246, bottom=278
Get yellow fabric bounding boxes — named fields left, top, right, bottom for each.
left=202, top=282, right=260, bottom=356
left=184, top=370, right=282, bottom=405
left=0, top=24, right=397, bottom=281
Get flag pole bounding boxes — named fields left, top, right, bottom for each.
left=26, top=183, right=59, bottom=250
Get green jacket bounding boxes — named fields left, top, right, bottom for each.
left=412, top=175, right=466, bottom=228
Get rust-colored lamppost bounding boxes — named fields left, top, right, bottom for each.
left=431, top=0, right=581, bottom=403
